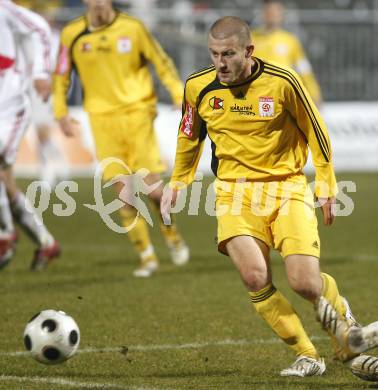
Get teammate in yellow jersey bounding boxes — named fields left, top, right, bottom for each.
left=161, top=16, right=378, bottom=380
left=253, top=0, right=322, bottom=106
left=54, top=0, right=189, bottom=277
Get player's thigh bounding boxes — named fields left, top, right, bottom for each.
left=143, top=172, right=163, bottom=200
left=272, top=198, right=320, bottom=258
left=30, top=92, right=55, bottom=129
left=0, top=106, right=30, bottom=167
left=1, top=166, right=18, bottom=198
left=226, top=235, right=270, bottom=270
left=89, top=114, right=132, bottom=180
left=125, top=109, right=165, bottom=174
left=215, top=181, right=273, bottom=256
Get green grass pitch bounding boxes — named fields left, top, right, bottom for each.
left=0, top=172, right=377, bottom=389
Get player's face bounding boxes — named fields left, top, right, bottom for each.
left=83, top=0, right=113, bottom=13
left=264, top=2, right=284, bottom=29
left=208, top=34, right=254, bottom=84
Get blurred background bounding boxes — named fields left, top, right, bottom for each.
left=13, top=0, right=378, bottom=178
left=16, top=0, right=378, bottom=101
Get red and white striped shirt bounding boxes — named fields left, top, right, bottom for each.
left=0, top=0, right=52, bottom=107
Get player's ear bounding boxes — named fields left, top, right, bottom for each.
left=246, top=44, right=254, bottom=58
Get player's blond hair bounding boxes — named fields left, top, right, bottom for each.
left=209, top=16, right=251, bottom=47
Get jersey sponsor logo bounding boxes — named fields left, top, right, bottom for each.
left=181, top=102, right=194, bottom=138
left=81, top=42, right=92, bottom=52
left=97, top=45, right=111, bottom=52
left=275, top=43, right=289, bottom=56
left=55, top=45, right=69, bottom=74
left=118, top=37, right=132, bottom=53
left=230, top=103, right=256, bottom=116
left=209, top=96, right=224, bottom=110
left=259, top=96, right=275, bottom=117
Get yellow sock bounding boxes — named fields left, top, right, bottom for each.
left=160, top=220, right=184, bottom=248
left=321, top=273, right=346, bottom=317
left=149, top=200, right=184, bottom=248
left=119, top=208, right=157, bottom=264
left=250, top=284, right=318, bottom=358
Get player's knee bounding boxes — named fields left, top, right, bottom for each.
left=241, top=269, right=269, bottom=292
left=288, top=276, right=321, bottom=301
left=148, top=190, right=163, bottom=207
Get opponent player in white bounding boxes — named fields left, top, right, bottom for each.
left=0, top=0, right=60, bottom=270
left=29, top=16, right=68, bottom=188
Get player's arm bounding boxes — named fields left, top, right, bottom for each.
left=285, top=70, right=337, bottom=225
left=53, top=28, right=76, bottom=137
left=139, top=23, right=184, bottom=107
left=6, top=3, right=52, bottom=100
left=161, top=82, right=206, bottom=222
left=292, top=37, right=322, bottom=107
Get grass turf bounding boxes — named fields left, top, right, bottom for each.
left=0, top=172, right=377, bottom=389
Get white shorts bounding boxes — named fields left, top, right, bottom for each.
left=30, top=89, right=55, bottom=128
left=0, top=101, right=31, bottom=167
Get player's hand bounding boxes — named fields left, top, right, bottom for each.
left=160, top=186, right=178, bottom=225
left=33, top=78, right=52, bottom=102
left=58, top=116, right=77, bottom=137
left=318, top=197, right=336, bottom=226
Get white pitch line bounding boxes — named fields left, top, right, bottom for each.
left=0, top=335, right=328, bottom=358
left=0, top=375, right=149, bottom=389
left=0, top=337, right=329, bottom=389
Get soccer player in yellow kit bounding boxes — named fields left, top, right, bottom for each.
left=161, top=16, right=378, bottom=380
left=253, top=0, right=322, bottom=106
left=54, top=0, right=189, bottom=277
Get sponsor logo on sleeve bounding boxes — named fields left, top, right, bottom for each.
left=181, top=102, right=194, bottom=138
left=259, top=96, right=275, bottom=117
left=55, top=45, right=69, bottom=74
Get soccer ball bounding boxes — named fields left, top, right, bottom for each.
left=23, top=309, right=80, bottom=365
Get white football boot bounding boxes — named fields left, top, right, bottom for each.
left=316, top=297, right=378, bottom=358
left=316, top=296, right=378, bottom=381
left=280, top=356, right=326, bottom=377
left=169, top=242, right=190, bottom=266
left=133, top=260, right=158, bottom=278
left=133, top=245, right=159, bottom=277
left=342, top=296, right=360, bottom=326
left=347, top=355, right=378, bottom=382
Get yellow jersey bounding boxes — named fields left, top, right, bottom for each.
left=253, top=28, right=322, bottom=104
left=53, top=11, right=183, bottom=118
left=171, top=57, right=336, bottom=198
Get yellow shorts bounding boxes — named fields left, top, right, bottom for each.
left=89, top=107, right=165, bottom=180
left=215, top=174, right=320, bottom=258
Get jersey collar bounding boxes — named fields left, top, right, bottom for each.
left=218, top=57, right=264, bottom=88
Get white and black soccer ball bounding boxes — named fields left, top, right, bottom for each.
left=23, top=309, right=80, bottom=365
